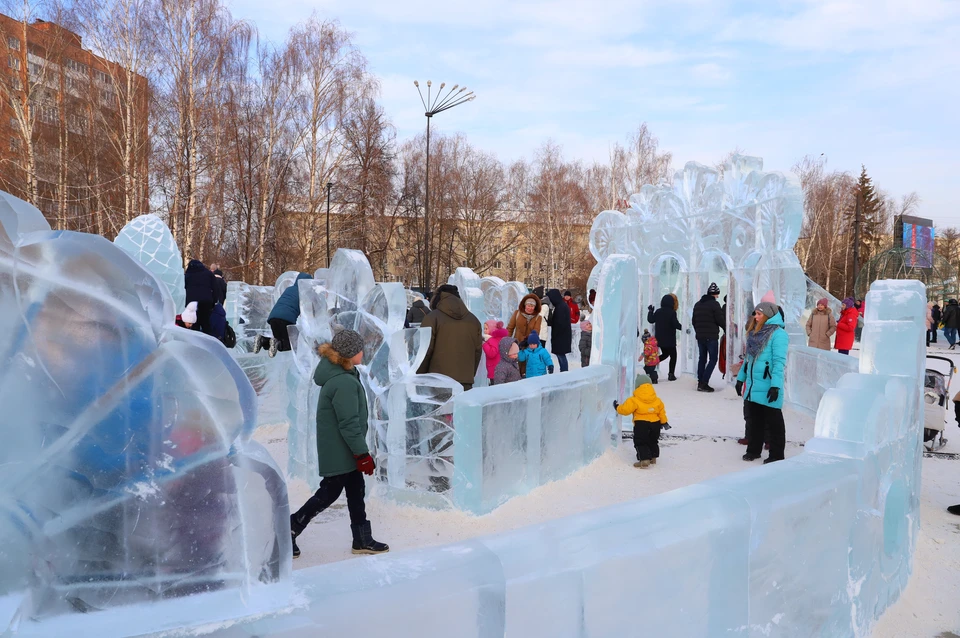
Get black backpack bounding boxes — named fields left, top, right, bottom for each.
left=222, top=322, right=237, bottom=348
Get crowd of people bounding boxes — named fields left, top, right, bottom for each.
left=170, top=266, right=951, bottom=550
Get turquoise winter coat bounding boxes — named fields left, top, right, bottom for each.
left=518, top=345, right=553, bottom=377
left=736, top=313, right=789, bottom=409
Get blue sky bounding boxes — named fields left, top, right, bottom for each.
left=226, top=0, right=960, bottom=226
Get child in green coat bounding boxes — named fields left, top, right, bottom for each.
left=289, top=329, right=389, bottom=559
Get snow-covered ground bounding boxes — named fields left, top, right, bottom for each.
left=254, top=344, right=960, bottom=638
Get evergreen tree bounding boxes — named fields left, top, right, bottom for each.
left=850, top=165, right=881, bottom=290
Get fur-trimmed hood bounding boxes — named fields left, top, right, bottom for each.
left=317, top=342, right=355, bottom=373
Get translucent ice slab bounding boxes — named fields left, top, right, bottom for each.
left=783, top=346, right=858, bottom=416
left=113, top=213, right=184, bottom=313
left=0, top=193, right=290, bottom=624
left=452, top=365, right=617, bottom=514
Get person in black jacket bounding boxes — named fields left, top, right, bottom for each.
left=210, top=264, right=228, bottom=306
left=931, top=303, right=942, bottom=344
left=647, top=294, right=682, bottom=381
left=692, top=282, right=725, bottom=392
left=406, top=298, right=430, bottom=326
left=545, top=289, right=572, bottom=371
left=184, top=259, right=217, bottom=336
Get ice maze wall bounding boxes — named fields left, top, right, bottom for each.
left=32, top=278, right=921, bottom=638
left=0, top=193, right=292, bottom=630
left=452, top=365, right=617, bottom=515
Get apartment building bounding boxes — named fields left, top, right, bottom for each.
left=0, top=15, right=148, bottom=231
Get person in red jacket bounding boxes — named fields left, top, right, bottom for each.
left=563, top=290, right=580, bottom=323
left=835, top=297, right=859, bottom=354
left=482, top=320, right=510, bottom=383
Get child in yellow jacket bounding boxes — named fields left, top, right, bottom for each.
left=614, top=373, right=671, bottom=468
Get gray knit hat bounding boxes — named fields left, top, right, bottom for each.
left=331, top=329, right=364, bottom=358
left=755, top=301, right=778, bottom=319
left=634, top=373, right=653, bottom=388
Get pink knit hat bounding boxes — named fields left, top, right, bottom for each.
left=761, top=290, right=776, bottom=304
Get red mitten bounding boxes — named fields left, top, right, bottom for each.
left=355, top=453, right=375, bottom=476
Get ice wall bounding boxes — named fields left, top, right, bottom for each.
left=113, top=213, right=185, bottom=313
left=452, top=366, right=617, bottom=515
left=590, top=254, right=639, bottom=434
left=783, top=345, right=859, bottom=416
left=26, top=279, right=924, bottom=638
left=0, top=193, right=290, bottom=626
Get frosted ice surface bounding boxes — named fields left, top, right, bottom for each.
left=327, top=249, right=374, bottom=312
left=590, top=254, right=639, bottom=434
left=360, top=282, right=407, bottom=333
left=113, top=214, right=185, bottom=313
left=452, top=366, right=617, bottom=515
left=500, top=282, right=529, bottom=325
left=590, top=155, right=805, bottom=380
left=0, top=192, right=289, bottom=623
left=449, top=267, right=486, bottom=321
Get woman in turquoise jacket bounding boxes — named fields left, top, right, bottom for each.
left=735, top=301, right=788, bottom=463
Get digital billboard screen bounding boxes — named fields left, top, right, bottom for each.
left=900, top=217, right=935, bottom=269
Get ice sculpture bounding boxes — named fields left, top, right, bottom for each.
left=783, top=346, right=858, bottom=416
left=279, top=249, right=466, bottom=507
left=113, top=213, right=185, bottom=313
left=0, top=192, right=290, bottom=625
left=453, top=366, right=616, bottom=514
left=38, top=279, right=923, bottom=637
left=590, top=254, right=639, bottom=435
left=589, top=155, right=804, bottom=380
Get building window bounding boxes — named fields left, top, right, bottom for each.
left=94, top=69, right=110, bottom=84
left=27, top=61, right=41, bottom=78
left=524, top=261, right=531, bottom=269
left=8, top=75, right=21, bottom=90
left=100, top=88, right=114, bottom=106
left=493, top=259, right=502, bottom=269
left=8, top=55, right=20, bottom=70
left=539, top=262, right=545, bottom=270
left=9, top=136, right=20, bottom=150
left=66, top=59, right=88, bottom=75
left=553, top=263, right=559, bottom=272
left=7, top=37, right=20, bottom=51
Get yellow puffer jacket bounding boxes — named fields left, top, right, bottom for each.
left=616, top=384, right=668, bottom=424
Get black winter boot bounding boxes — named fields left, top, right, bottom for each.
left=291, top=513, right=308, bottom=559
left=351, top=521, right=389, bottom=555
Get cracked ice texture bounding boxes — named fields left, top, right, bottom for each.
left=113, top=213, right=185, bottom=313
left=0, top=193, right=290, bottom=621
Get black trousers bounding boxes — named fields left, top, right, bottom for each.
left=746, top=402, right=785, bottom=461
left=927, top=328, right=938, bottom=345
left=633, top=420, right=662, bottom=461
left=269, top=318, right=294, bottom=352
left=292, top=470, right=367, bottom=528
left=659, top=347, right=677, bottom=376
left=195, top=300, right=214, bottom=336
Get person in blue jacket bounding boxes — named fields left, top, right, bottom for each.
left=257, top=272, right=312, bottom=356
left=518, top=330, right=554, bottom=377
left=735, top=300, right=788, bottom=464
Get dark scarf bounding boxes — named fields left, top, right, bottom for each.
left=746, top=323, right=778, bottom=359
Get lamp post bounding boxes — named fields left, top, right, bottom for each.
left=414, top=80, right=475, bottom=293
left=326, top=182, right=333, bottom=267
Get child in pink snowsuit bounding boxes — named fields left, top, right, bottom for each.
left=482, top=319, right=510, bottom=383
left=642, top=330, right=660, bottom=384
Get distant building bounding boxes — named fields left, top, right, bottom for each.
left=0, top=15, right=148, bottom=231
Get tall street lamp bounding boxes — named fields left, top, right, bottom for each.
left=414, top=80, right=475, bottom=293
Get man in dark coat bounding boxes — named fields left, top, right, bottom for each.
left=417, top=284, right=483, bottom=390
left=691, top=282, right=725, bottom=392
left=184, top=259, right=217, bottom=336
left=406, top=298, right=430, bottom=325
left=259, top=272, right=312, bottom=356
left=943, top=299, right=960, bottom=349
left=545, top=289, right=572, bottom=371
left=647, top=294, right=682, bottom=381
